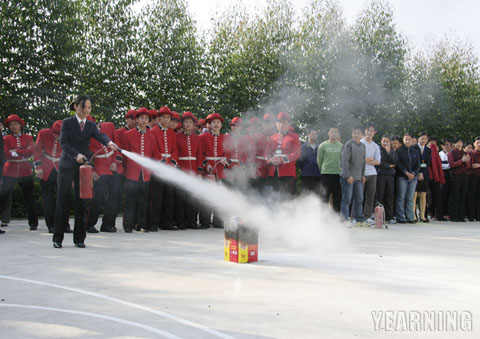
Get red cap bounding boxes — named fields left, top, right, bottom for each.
left=171, top=111, right=181, bottom=121
left=4, top=114, right=25, bottom=128
left=198, top=118, right=206, bottom=127
left=175, top=121, right=182, bottom=130
left=52, top=120, right=62, bottom=135
left=135, top=107, right=151, bottom=119
left=86, top=115, right=96, bottom=122
left=148, top=109, right=157, bottom=117
left=230, top=117, right=242, bottom=126
left=182, top=111, right=196, bottom=121
left=249, top=117, right=260, bottom=124
left=126, top=109, right=136, bottom=119
left=263, top=113, right=273, bottom=121
left=277, top=112, right=291, bottom=121
left=206, top=113, right=224, bottom=123
left=158, top=106, right=173, bottom=117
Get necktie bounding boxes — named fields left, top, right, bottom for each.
left=80, top=121, right=84, bottom=132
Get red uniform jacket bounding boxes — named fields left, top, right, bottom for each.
left=224, top=133, right=248, bottom=169
left=470, top=150, right=480, bottom=176
left=151, top=126, right=178, bottom=166
left=115, top=126, right=133, bottom=175
left=3, top=134, right=34, bottom=177
left=249, top=133, right=269, bottom=178
left=265, top=131, right=301, bottom=177
left=34, top=128, right=62, bottom=181
left=199, top=131, right=227, bottom=179
left=123, top=128, right=159, bottom=182
left=176, top=131, right=202, bottom=174
left=448, top=149, right=471, bottom=175
left=90, top=122, right=121, bottom=176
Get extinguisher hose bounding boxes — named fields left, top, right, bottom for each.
left=84, top=147, right=114, bottom=165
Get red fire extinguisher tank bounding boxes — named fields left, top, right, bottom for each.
left=79, top=164, right=94, bottom=199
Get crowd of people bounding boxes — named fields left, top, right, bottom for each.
left=0, top=94, right=479, bottom=247
left=298, top=124, right=480, bottom=226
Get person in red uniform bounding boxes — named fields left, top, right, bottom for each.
left=149, top=109, right=160, bottom=129
left=0, top=114, right=38, bottom=230
left=123, top=108, right=159, bottom=233
left=198, top=113, right=228, bottom=229
left=149, top=106, right=179, bottom=231
left=34, top=120, right=71, bottom=233
left=467, top=137, right=480, bottom=221
left=265, top=112, right=301, bottom=196
left=175, top=111, right=203, bottom=229
left=110, top=109, right=137, bottom=228
left=85, top=117, right=122, bottom=233
left=223, top=117, right=248, bottom=187
left=170, top=111, right=182, bottom=132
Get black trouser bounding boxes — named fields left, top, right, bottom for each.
left=175, top=185, right=198, bottom=227
left=1, top=194, right=12, bottom=224
left=149, top=177, right=174, bottom=228
left=0, top=176, right=38, bottom=227
left=441, top=171, right=452, bottom=218
left=428, top=180, right=442, bottom=219
left=376, top=174, right=395, bottom=221
left=266, top=175, right=295, bottom=198
left=467, top=175, right=480, bottom=221
left=109, top=173, right=125, bottom=228
left=41, top=170, right=62, bottom=229
left=86, top=174, right=117, bottom=230
left=199, top=178, right=224, bottom=228
left=301, top=176, right=321, bottom=195
left=320, top=174, right=341, bottom=212
left=450, top=174, right=469, bottom=221
left=124, top=177, right=149, bottom=231
left=53, top=166, right=85, bottom=244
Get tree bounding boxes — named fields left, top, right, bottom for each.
left=0, top=0, right=83, bottom=134
left=138, top=0, right=206, bottom=114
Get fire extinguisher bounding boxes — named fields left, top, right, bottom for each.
left=79, top=148, right=106, bottom=199
left=374, top=203, right=387, bottom=229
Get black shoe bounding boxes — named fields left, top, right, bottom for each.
left=189, top=223, right=200, bottom=229
left=1, top=223, right=7, bottom=227
left=459, top=219, right=466, bottom=222
left=420, top=218, right=429, bottom=223
left=468, top=219, right=475, bottom=222
left=200, top=223, right=210, bottom=229
left=150, top=226, right=158, bottom=232
left=407, top=220, right=416, bottom=224
left=0, top=229, right=5, bottom=234
left=213, top=225, right=224, bottom=229
left=100, top=227, right=116, bottom=233
left=87, top=227, right=99, bottom=233
left=30, top=225, right=37, bottom=231
left=53, top=242, right=62, bottom=248
left=64, top=227, right=73, bottom=233
left=124, top=228, right=133, bottom=233
left=161, top=224, right=179, bottom=231
left=74, top=243, right=86, bottom=248
left=135, top=224, right=142, bottom=232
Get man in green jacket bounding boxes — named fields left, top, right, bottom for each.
left=317, top=126, right=343, bottom=212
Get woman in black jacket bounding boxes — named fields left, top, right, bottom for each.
left=395, top=133, right=421, bottom=223
left=376, top=135, right=396, bottom=222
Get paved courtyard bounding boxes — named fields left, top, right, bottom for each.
left=0, top=219, right=479, bottom=338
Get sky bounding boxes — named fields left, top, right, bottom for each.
left=182, top=0, right=480, bottom=58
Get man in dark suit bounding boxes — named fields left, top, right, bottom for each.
left=52, top=95, right=118, bottom=248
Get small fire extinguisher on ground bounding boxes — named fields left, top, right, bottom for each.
left=374, top=203, right=388, bottom=229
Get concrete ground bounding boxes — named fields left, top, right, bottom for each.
left=0, top=219, right=479, bottom=339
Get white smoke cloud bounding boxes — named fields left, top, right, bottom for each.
left=122, top=150, right=351, bottom=254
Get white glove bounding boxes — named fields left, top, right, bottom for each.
left=10, top=151, right=19, bottom=158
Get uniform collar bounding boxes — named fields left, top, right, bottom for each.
left=14, top=133, right=22, bottom=137
left=183, top=131, right=193, bottom=136
left=210, top=131, right=220, bottom=136
left=136, top=127, right=147, bottom=134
